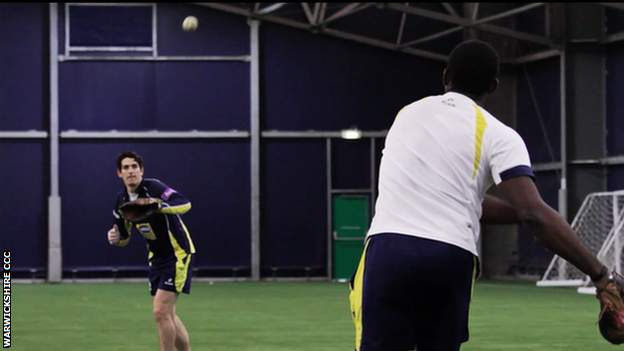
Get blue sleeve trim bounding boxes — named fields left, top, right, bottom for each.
left=500, top=165, right=535, bottom=182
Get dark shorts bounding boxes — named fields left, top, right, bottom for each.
left=148, top=254, right=194, bottom=296
left=349, top=233, right=478, bottom=351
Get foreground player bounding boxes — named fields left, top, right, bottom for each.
left=349, top=40, right=610, bottom=351
left=108, top=151, right=195, bottom=351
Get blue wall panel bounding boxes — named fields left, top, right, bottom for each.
left=59, top=61, right=249, bottom=131
left=59, top=141, right=250, bottom=272
left=516, top=57, right=561, bottom=164
left=59, top=62, right=156, bottom=130
left=0, top=3, right=46, bottom=130
left=260, top=22, right=445, bottom=131
left=515, top=57, right=562, bottom=273
left=156, top=4, right=250, bottom=57
left=153, top=62, right=249, bottom=130
left=261, top=140, right=327, bottom=274
left=606, top=42, right=624, bottom=156
left=517, top=170, right=560, bottom=271
left=0, top=141, right=47, bottom=270
left=333, top=139, right=371, bottom=190
left=608, top=166, right=624, bottom=191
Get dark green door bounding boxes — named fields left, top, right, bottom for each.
left=332, top=195, right=369, bottom=280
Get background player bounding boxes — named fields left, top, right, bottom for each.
left=348, top=40, right=610, bottom=351
left=108, top=150, right=195, bottom=351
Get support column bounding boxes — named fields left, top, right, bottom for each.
left=48, top=3, right=62, bottom=283
left=249, top=19, right=261, bottom=281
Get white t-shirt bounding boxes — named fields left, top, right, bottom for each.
left=367, top=92, right=534, bottom=256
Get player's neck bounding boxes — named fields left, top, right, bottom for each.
left=126, top=185, right=138, bottom=195
left=448, top=89, right=487, bottom=107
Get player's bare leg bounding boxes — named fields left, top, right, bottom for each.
left=173, top=305, right=191, bottom=351
left=153, top=289, right=179, bottom=351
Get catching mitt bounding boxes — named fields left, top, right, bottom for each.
left=596, top=270, right=624, bottom=345
left=119, top=198, right=159, bottom=223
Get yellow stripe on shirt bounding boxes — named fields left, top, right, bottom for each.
left=349, top=239, right=371, bottom=351
left=472, top=104, right=488, bottom=180
left=159, top=202, right=192, bottom=215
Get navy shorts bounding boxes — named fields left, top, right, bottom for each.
left=349, top=233, right=478, bottom=351
left=148, top=254, right=194, bottom=296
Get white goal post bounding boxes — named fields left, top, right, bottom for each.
left=536, top=190, right=624, bottom=294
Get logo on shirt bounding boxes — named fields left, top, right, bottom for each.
left=442, top=98, right=456, bottom=107
left=162, top=188, right=176, bottom=200
left=138, top=225, right=151, bottom=234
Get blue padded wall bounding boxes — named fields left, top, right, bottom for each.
left=0, top=3, right=46, bottom=130
left=606, top=42, right=624, bottom=158
left=607, top=42, right=624, bottom=191
left=0, top=142, right=48, bottom=273
left=332, top=139, right=371, bottom=190
left=515, top=57, right=562, bottom=272
left=515, top=57, right=561, bottom=164
left=59, top=141, right=250, bottom=273
left=260, top=21, right=445, bottom=131
left=59, top=61, right=250, bottom=131
left=260, top=139, right=327, bottom=276
left=0, top=3, right=48, bottom=276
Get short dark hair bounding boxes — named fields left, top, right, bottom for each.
left=116, top=150, right=144, bottom=170
left=447, top=40, right=500, bottom=96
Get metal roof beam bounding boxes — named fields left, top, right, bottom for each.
left=256, top=3, right=287, bottom=16
left=301, top=3, right=315, bottom=25
left=442, top=3, right=460, bottom=17
left=195, top=3, right=448, bottom=62
left=469, top=3, right=479, bottom=20
left=322, top=3, right=361, bottom=25
left=604, top=32, right=624, bottom=43
left=385, top=3, right=552, bottom=46
left=508, top=49, right=561, bottom=64
left=318, top=3, right=328, bottom=25
left=399, top=26, right=463, bottom=48
left=385, top=3, right=469, bottom=26
left=323, top=27, right=448, bottom=61
left=597, top=3, right=624, bottom=11
left=396, top=3, right=408, bottom=45
left=477, top=23, right=552, bottom=46
left=471, top=3, right=546, bottom=26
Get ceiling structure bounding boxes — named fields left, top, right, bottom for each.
left=195, top=3, right=624, bottom=64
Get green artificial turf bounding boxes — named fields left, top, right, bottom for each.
left=9, top=280, right=610, bottom=351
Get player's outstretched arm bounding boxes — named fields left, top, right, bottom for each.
left=497, top=176, right=608, bottom=289
left=481, top=194, right=521, bottom=224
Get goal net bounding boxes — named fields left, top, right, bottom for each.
left=536, top=190, right=624, bottom=294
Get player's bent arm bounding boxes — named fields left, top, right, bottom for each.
left=159, top=201, right=191, bottom=215
left=497, top=176, right=607, bottom=286
left=158, top=192, right=191, bottom=215
left=481, top=194, right=522, bottom=224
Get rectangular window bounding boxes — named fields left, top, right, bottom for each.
left=66, top=3, right=155, bottom=53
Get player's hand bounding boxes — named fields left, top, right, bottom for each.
left=594, top=275, right=610, bottom=291
left=145, top=197, right=161, bottom=209
left=108, top=225, right=120, bottom=245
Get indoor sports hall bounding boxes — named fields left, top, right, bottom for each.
left=1, top=3, right=624, bottom=350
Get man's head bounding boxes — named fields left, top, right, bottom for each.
left=116, top=151, right=144, bottom=190
left=443, top=40, right=500, bottom=98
